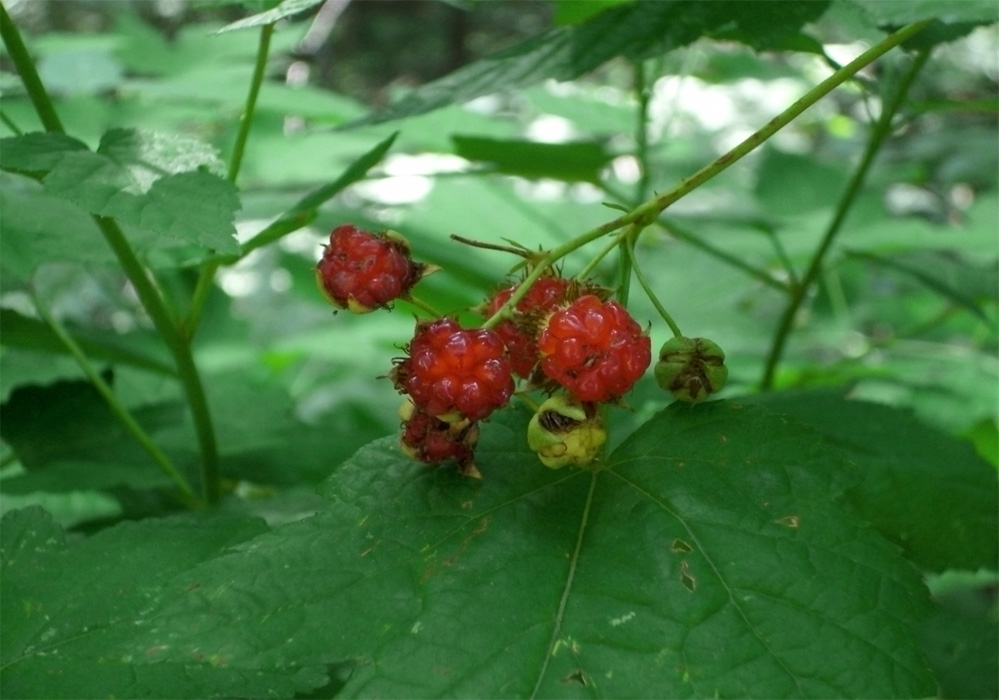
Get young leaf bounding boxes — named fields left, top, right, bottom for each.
left=750, top=389, right=999, bottom=573
left=113, top=403, right=935, bottom=698
left=0, top=506, right=298, bottom=700
left=345, top=1, right=830, bottom=128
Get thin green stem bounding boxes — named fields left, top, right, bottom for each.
left=31, top=289, right=199, bottom=504
left=624, top=236, right=683, bottom=337
left=185, top=23, right=275, bottom=338
left=626, top=21, right=930, bottom=227
left=228, top=23, right=273, bottom=184
left=1, top=4, right=63, bottom=133
left=400, top=295, right=442, bottom=319
left=95, top=217, right=221, bottom=502
left=485, top=22, right=929, bottom=335
left=760, top=48, right=931, bottom=390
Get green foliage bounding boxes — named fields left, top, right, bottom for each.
left=0, top=0, right=996, bottom=698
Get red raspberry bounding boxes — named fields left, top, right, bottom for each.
left=484, top=276, right=573, bottom=378
left=537, top=295, right=651, bottom=403
left=316, top=224, right=427, bottom=313
left=393, top=318, right=514, bottom=421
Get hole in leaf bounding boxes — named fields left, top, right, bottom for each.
left=670, top=538, right=693, bottom=554
left=680, top=560, right=696, bottom=592
left=561, top=669, right=588, bottom=686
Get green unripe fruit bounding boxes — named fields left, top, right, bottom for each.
left=527, top=395, right=607, bottom=469
left=655, top=336, right=728, bottom=403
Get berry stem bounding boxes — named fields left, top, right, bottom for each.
left=30, top=288, right=200, bottom=507
left=760, top=47, right=932, bottom=390
left=624, top=233, right=683, bottom=338
left=449, top=234, right=532, bottom=258
left=401, top=294, right=443, bottom=319
left=186, top=22, right=275, bottom=337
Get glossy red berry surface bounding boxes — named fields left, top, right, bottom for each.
left=316, top=225, right=424, bottom=313
left=537, top=295, right=651, bottom=402
left=394, top=318, right=515, bottom=421
left=484, top=276, right=573, bottom=378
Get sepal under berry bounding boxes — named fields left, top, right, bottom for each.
left=527, top=395, right=606, bottom=469
left=654, top=336, right=728, bottom=403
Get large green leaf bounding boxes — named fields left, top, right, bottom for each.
left=0, top=506, right=298, bottom=699
left=750, top=389, right=999, bottom=572
left=0, top=132, right=89, bottom=175
left=39, top=129, right=239, bottom=255
left=83, top=402, right=934, bottom=699
left=346, top=1, right=830, bottom=128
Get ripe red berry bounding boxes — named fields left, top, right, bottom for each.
left=537, top=295, right=651, bottom=403
left=484, top=276, right=573, bottom=378
left=316, top=225, right=427, bottom=313
left=393, top=318, right=515, bottom=421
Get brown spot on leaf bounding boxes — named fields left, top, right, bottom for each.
left=561, top=669, right=589, bottom=686
left=670, top=539, right=693, bottom=554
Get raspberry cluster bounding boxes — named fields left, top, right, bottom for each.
left=315, top=223, right=724, bottom=476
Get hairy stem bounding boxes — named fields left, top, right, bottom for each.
left=186, top=23, right=275, bottom=338
left=759, top=48, right=931, bottom=390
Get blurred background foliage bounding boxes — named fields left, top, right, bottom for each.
left=0, top=0, right=996, bottom=529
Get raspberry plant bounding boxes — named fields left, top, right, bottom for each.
left=1, top=2, right=997, bottom=699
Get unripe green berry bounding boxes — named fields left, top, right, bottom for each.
left=527, top=395, right=606, bottom=469
left=654, top=336, right=728, bottom=403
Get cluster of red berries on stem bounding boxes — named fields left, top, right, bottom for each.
left=316, top=224, right=726, bottom=476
